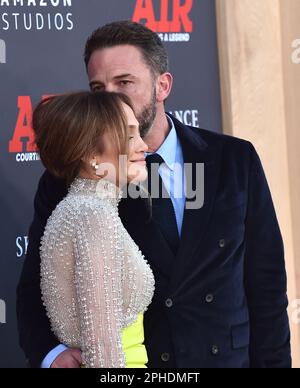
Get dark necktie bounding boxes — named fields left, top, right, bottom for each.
left=146, top=153, right=180, bottom=255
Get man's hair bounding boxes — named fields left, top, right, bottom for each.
left=84, top=20, right=169, bottom=76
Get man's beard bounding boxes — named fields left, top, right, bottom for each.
left=136, top=87, right=157, bottom=138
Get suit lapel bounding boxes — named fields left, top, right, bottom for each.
left=168, top=116, right=222, bottom=290
left=119, top=195, right=174, bottom=279
left=120, top=116, right=221, bottom=288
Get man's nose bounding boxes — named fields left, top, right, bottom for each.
left=105, top=84, right=117, bottom=93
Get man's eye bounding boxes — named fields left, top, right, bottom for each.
left=120, top=80, right=131, bottom=86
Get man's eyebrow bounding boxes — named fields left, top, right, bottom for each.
left=89, top=74, right=137, bottom=89
left=113, top=74, right=136, bottom=80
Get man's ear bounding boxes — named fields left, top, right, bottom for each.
left=156, top=72, right=173, bottom=103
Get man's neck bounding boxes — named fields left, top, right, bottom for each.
left=144, top=107, right=170, bottom=153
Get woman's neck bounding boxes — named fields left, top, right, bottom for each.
left=78, top=171, right=124, bottom=189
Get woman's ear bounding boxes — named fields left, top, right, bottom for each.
left=156, top=72, right=173, bottom=103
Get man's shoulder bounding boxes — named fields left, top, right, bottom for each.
left=190, top=125, right=252, bottom=149
left=40, top=170, right=68, bottom=191
left=187, top=124, right=255, bottom=161
left=33, top=170, right=69, bottom=219
left=38, top=170, right=68, bottom=200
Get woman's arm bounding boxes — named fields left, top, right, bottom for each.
left=73, top=203, right=125, bottom=368
left=16, top=170, right=68, bottom=368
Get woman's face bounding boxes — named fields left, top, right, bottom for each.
left=123, top=103, right=149, bottom=184
left=91, top=103, right=148, bottom=187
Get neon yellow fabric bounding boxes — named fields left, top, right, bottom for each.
left=122, top=313, right=148, bottom=368
left=80, top=313, right=147, bottom=368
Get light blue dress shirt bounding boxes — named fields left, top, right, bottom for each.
left=41, top=344, right=68, bottom=368
left=147, top=115, right=186, bottom=236
left=41, top=115, right=186, bottom=368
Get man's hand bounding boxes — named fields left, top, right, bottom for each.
left=51, top=348, right=82, bottom=368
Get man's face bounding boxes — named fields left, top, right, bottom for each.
left=87, top=45, right=157, bottom=138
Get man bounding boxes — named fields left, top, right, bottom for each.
left=17, top=21, right=291, bottom=368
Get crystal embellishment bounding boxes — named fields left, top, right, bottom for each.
left=40, top=177, right=155, bottom=368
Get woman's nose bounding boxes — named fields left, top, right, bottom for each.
left=140, top=140, right=148, bottom=153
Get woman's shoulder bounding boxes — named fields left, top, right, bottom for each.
left=64, top=193, right=119, bottom=224
left=45, top=194, right=101, bottom=226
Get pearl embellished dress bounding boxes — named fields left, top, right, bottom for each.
left=40, top=177, right=155, bottom=368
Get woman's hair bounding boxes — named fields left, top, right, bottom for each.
left=32, top=91, right=134, bottom=185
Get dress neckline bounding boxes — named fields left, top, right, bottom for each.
left=68, top=177, right=123, bottom=206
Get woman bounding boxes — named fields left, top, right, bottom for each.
left=33, top=91, right=155, bottom=368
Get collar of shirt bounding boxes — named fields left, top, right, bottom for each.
left=145, top=115, right=177, bottom=171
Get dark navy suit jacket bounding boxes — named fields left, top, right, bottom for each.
left=17, top=115, right=291, bottom=368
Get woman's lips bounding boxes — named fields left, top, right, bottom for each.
left=131, top=160, right=146, bottom=166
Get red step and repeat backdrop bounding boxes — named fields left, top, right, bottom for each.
left=0, top=0, right=222, bottom=367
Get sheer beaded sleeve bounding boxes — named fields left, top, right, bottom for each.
left=73, top=203, right=125, bottom=368
left=40, top=178, right=154, bottom=368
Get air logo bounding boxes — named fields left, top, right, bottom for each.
left=9, top=96, right=38, bottom=154
left=133, top=0, right=193, bottom=33
left=0, top=39, right=6, bottom=64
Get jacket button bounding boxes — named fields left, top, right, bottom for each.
left=205, top=294, right=214, bottom=303
left=165, top=298, right=173, bottom=308
left=161, top=353, right=170, bottom=362
left=212, top=345, right=219, bottom=355
left=219, top=239, right=226, bottom=248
